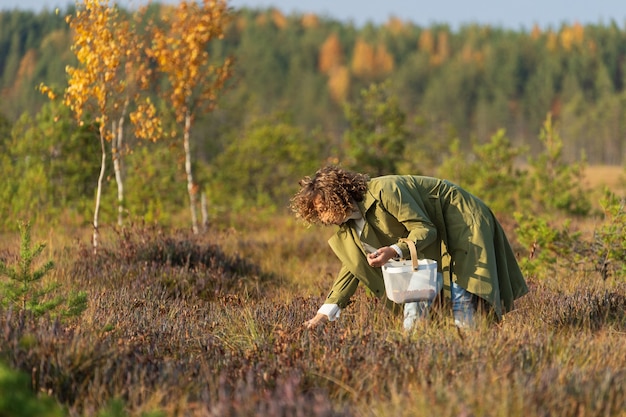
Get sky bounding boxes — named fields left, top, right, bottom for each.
left=1, top=0, right=626, bottom=30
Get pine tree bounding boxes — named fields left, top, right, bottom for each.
left=0, top=221, right=87, bottom=318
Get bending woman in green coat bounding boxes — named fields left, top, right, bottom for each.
left=290, top=165, right=528, bottom=330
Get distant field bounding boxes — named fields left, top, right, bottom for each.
left=583, top=165, right=625, bottom=191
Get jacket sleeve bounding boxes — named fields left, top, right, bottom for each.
left=324, top=264, right=360, bottom=308
left=378, top=180, right=438, bottom=257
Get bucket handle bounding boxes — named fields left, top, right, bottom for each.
left=399, top=238, right=419, bottom=271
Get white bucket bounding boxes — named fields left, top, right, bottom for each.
left=381, top=239, right=442, bottom=303
left=382, top=258, right=441, bottom=303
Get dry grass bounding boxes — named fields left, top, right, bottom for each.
left=582, top=165, right=625, bottom=192
left=0, top=205, right=625, bottom=416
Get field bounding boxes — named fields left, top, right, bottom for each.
left=0, top=166, right=625, bottom=416
left=582, top=165, right=625, bottom=193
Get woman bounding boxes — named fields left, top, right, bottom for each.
left=290, top=165, right=528, bottom=330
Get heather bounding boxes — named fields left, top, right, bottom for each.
left=1, top=206, right=625, bottom=416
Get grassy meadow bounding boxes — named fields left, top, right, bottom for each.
left=0, top=166, right=625, bottom=417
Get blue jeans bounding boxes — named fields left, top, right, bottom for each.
left=403, top=281, right=476, bottom=330
left=450, top=281, right=475, bottom=328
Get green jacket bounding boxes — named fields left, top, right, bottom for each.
left=325, top=175, right=528, bottom=319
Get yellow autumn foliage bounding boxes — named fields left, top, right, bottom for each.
left=431, top=31, right=450, bottom=66
left=351, top=38, right=375, bottom=78
left=385, top=16, right=407, bottom=35
left=301, top=13, right=319, bottom=29
left=150, top=0, right=233, bottom=123
left=327, top=65, right=350, bottom=103
left=418, top=29, right=435, bottom=55
left=271, top=9, right=287, bottom=29
left=560, top=23, right=585, bottom=51
left=318, top=33, right=344, bottom=74
left=351, top=38, right=394, bottom=79
left=375, top=43, right=394, bottom=75
left=531, top=24, right=542, bottom=40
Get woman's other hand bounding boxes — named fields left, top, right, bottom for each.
left=367, top=246, right=396, bottom=267
left=304, top=313, right=328, bottom=328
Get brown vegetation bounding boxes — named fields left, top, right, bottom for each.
left=1, top=210, right=624, bottom=416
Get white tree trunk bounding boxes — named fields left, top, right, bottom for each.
left=184, top=111, right=199, bottom=234
left=201, top=191, right=208, bottom=232
left=93, top=127, right=107, bottom=254
left=112, top=100, right=128, bottom=227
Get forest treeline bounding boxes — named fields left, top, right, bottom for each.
left=3, top=5, right=626, bottom=163
left=0, top=2, right=625, bottom=234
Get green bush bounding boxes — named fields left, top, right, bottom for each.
left=0, top=362, right=65, bottom=417
left=524, top=114, right=591, bottom=216
left=514, top=213, right=584, bottom=280
left=514, top=188, right=626, bottom=283
left=437, top=129, right=526, bottom=215
left=207, top=114, right=326, bottom=212
left=0, top=221, right=87, bottom=318
left=343, top=81, right=408, bottom=176
left=592, top=189, right=626, bottom=281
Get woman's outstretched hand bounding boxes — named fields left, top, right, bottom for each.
left=304, top=313, right=328, bottom=329
left=366, top=246, right=395, bottom=267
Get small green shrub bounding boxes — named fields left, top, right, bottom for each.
left=513, top=213, right=584, bottom=280
left=524, top=114, right=591, bottom=216
left=437, top=129, right=526, bottom=215
left=0, top=361, right=65, bottom=417
left=514, top=188, right=626, bottom=283
left=343, top=81, right=408, bottom=176
left=0, top=221, right=87, bottom=318
left=206, top=114, right=326, bottom=212
left=592, top=189, right=626, bottom=281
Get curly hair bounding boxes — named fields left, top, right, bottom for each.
left=290, top=165, right=369, bottom=225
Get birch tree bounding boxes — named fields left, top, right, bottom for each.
left=42, top=0, right=159, bottom=252
left=150, top=0, right=233, bottom=234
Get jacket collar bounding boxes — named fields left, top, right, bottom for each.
left=353, top=190, right=382, bottom=249
left=357, top=188, right=377, bottom=215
